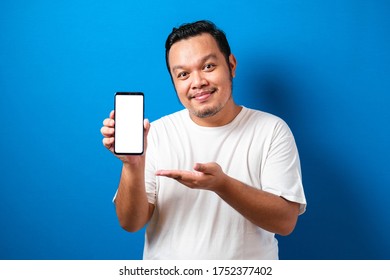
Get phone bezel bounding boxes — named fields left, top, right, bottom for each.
left=114, top=92, right=144, bottom=155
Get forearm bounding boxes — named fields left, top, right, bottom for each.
left=115, top=162, right=152, bottom=232
left=215, top=175, right=300, bottom=236
left=155, top=162, right=300, bottom=235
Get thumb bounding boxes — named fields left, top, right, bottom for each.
left=193, top=162, right=217, bottom=174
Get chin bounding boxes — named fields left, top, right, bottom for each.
left=192, top=104, right=223, bottom=118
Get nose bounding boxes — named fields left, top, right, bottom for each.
left=191, top=71, right=208, bottom=89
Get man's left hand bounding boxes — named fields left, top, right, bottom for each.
left=155, top=162, right=227, bottom=192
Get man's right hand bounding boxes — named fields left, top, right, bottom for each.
left=100, top=110, right=150, bottom=164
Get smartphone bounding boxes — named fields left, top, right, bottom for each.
left=114, top=92, right=144, bottom=155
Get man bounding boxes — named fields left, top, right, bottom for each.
left=101, top=20, right=306, bottom=259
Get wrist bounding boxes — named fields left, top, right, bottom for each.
left=122, top=159, right=145, bottom=176
left=121, top=156, right=145, bottom=166
left=213, top=173, right=231, bottom=194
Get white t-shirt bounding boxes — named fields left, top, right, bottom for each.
left=142, top=107, right=306, bottom=259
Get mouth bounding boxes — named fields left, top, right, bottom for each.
left=191, top=89, right=216, bottom=102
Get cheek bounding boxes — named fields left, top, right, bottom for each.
left=212, top=75, right=230, bottom=91
left=209, top=70, right=230, bottom=86
left=173, top=81, right=190, bottom=100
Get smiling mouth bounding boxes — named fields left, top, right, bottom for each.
left=191, top=89, right=216, bottom=101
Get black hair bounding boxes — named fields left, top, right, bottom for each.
left=165, top=20, right=231, bottom=73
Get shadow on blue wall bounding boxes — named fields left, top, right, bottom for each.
left=244, top=57, right=388, bottom=259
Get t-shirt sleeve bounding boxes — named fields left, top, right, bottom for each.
left=261, top=120, right=307, bottom=214
left=144, top=125, right=157, bottom=205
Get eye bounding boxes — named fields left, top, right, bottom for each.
left=203, top=63, right=216, bottom=72
left=177, top=71, right=189, bottom=79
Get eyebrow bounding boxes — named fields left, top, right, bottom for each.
left=171, top=53, right=218, bottom=72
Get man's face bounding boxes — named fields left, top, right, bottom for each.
left=168, top=33, right=236, bottom=121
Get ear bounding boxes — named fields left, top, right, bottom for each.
left=229, top=54, right=237, bottom=78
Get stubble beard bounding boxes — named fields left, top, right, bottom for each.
left=189, top=78, right=234, bottom=119
left=190, top=94, right=230, bottom=118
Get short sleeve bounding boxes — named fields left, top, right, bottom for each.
left=144, top=124, right=158, bottom=205
left=261, top=120, right=307, bottom=214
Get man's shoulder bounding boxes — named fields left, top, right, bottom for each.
left=241, top=107, right=285, bottom=125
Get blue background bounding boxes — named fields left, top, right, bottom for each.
left=1, top=0, right=389, bottom=260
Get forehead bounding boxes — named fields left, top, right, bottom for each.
left=168, top=33, right=222, bottom=67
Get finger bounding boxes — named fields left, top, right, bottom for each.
left=193, top=163, right=206, bottom=173
left=109, top=110, right=115, bottom=119
left=100, top=126, right=114, bottom=137
left=193, top=162, right=213, bottom=174
left=158, top=170, right=203, bottom=183
left=193, top=162, right=220, bottom=174
left=156, top=170, right=184, bottom=180
left=144, top=119, right=151, bottom=136
left=144, top=118, right=150, bottom=130
left=155, top=170, right=172, bottom=176
left=102, top=137, right=114, bottom=149
left=103, top=118, right=115, bottom=127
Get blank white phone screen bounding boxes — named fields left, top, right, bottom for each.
left=114, top=93, right=144, bottom=154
